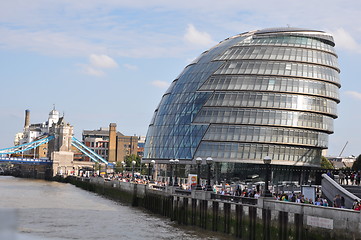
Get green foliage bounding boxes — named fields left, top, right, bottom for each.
left=94, top=162, right=101, bottom=171
left=321, top=156, right=334, bottom=169
left=124, top=154, right=147, bottom=174
left=114, top=161, right=125, bottom=173
left=352, top=154, right=361, bottom=171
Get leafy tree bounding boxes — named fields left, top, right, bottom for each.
left=124, top=154, right=147, bottom=174
left=352, top=154, right=361, bottom=171
left=114, top=161, right=125, bottom=173
left=94, top=162, right=101, bottom=171
left=321, top=156, right=334, bottom=169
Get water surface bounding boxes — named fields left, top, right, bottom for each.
left=0, top=176, right=225, bottom=240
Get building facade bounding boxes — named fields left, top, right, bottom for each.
left=82, top=124, right=140, bottom=162
left=15, top=108, right=60, bottom=146
left=143, top=28, right=340, bottom=170
left=14, top=108, right=62, bottom=158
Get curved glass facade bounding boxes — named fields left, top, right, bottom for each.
left=200, top=76, right=339, bottom=102
left=144, top=28, right=340, bottom=167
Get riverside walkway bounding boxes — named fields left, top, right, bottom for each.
left=64, top=175, right=361, bottom=240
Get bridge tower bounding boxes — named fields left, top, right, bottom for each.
left=48, top=118, right=74, bottom=176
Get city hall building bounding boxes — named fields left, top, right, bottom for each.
left=143, top=28, right=340, bottom=181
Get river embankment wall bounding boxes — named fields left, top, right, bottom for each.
left=61, top=176, right=361, bottom=240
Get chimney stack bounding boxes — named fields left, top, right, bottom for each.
left=24, top=109, right=30, bottom=128
left=108, top=123, right=117, bottom=162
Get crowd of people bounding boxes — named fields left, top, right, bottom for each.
left=328, top=170, right=361, bottom=185
left=275, top=192, right=330, bottom=206
left=87, top=171, right=361, bottom=211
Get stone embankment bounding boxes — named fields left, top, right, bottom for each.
left=60, top=176, right=361, bottom=240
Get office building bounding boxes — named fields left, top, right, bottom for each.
left=143, top=28, right=340, bottom=173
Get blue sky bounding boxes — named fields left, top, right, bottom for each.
left=0, top=0, right=361, bottom=157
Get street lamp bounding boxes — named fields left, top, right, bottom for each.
left=121, top=161, right=125, bottom=178
left=195, top=157, right=203, bottom=190
left=206, top=157, right=213, bottom=191
left=174, top=159, right=179, bottom=187
left=131, top=160, right=136, bottom=182
left=150, top=160, right=155, bottom=181
left=263, top=156, right=272, bottom=197
left=169, top=159, right=174, bottom=186
left=148, top=162, right=152, bottom=181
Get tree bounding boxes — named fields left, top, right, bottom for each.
left=321, top=156, right=334, bottom=169
left=352, top=154, right=361, bottom=171
left=124, top=154, right=146, bottom=175
left=114, top=161, right=124, bottom=173
left=94, top=162, right=101, bottom=171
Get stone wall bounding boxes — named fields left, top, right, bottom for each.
left=66, top=177, right=361, bottom=240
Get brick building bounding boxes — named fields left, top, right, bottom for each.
left=82, top=123, right=140, bottom=163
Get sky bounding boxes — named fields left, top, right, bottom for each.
left=0, top=0, right=361, bottom=157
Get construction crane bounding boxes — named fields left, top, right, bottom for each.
left=338, top=141, right=348, bottom=157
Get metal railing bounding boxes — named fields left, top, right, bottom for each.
left=174, top=189, right=192, bottom=195
left=151, top=185, right=166, bottom=190
left=211, top=193, right=258, bottom=205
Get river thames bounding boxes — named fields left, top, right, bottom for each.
left=0, top=176, right=226, bottom=240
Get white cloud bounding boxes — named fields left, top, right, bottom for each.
left=0, top=27, right=106, bottom=57
left=123, top=63, right=138, bottom=70
left=151, top=80, right=169, bottom=88
left=89, top=54, right=118, bottom=68
left=184, top=24, right=216, bottom=47
left=78, top=54, right=117, bottom=77
left=78, top=64, right=105, bottom=77
left=1, top=0, right=361, bottom=59
left=344, top=91, right=361, bottom=100
left=331, top=28, right=361, bottom=53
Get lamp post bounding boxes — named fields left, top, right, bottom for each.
left=169, top=159, right=174, bottom=186
left=121, top=161, right=125, bottom=178
left=263, top=156, right=272, bottom=197
left=148, top=162, right=152, bottom=181
left=195, top=157, right=203, bottom=190
left=206, top=157, right=213, bottom=191
left=131, top=160, right=136, bottom=182
left=174, top=159, right=179, bottom=187
left=150, top=160, right=155, bottom=181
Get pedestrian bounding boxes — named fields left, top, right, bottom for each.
left=323, top=199, right=329, bottom=207
left=339, top=171, right=345, bottom=185
left=341, top=196, right=345, bottom=208
left=352, top=199, right=359, bottom=210
left=334, top=194, right=341, bottom=208
left=345, top=172, right=349, bottom=185
left=351, top=172, right=355, bottom=185
left=314, top=198, right=322, bottom=206
left=357, top=172, right=361, bottom=186
left=354, top=202, right=361, bottom=211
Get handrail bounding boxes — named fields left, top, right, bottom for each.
left=211, top=193, right=258, bottom=205
left=321, top=173, right=360, bottom=209
left=174, top=189, right=192, bottom=195
left=151, top=185, right=166, bottom=190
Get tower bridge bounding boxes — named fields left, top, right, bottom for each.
left=0, top=109, right=113, bottom=178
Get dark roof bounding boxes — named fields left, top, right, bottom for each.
left=255, top=27, right=325, bottom=35
left=331, top=161, right=345, bottom=169
left=83, top=130, right=124, bottom=137
left=252, top=27, right=335, bottom=46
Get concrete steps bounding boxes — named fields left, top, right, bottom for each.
left=341, top=185, right=361, bottom=199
